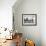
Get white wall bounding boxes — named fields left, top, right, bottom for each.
left=41, top=0, right=46, bottom=46
left=13, top=0, right=46, bottom=46
left=13, top=0, right=41, bottom=46
left=0, top=0, right=16, bottom=30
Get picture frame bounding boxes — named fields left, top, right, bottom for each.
left=22, top=14, right=37, bottom=26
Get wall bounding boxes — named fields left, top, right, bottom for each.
left=13, top=0, right=41, bottom=46
left=41, top=0, right=46, bottom=46
left=0, top=0, right=16, bottom=30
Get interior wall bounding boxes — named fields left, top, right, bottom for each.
left=13, top=0, right=41, bottom=46
left=41, top=0, right=46, bottom=46
left=0, top=0, right=16, bottom=30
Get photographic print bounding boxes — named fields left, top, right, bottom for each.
left=22, top=14, right=37, bottom=26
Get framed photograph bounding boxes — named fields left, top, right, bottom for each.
left=22, top=14, right=37, bottom=26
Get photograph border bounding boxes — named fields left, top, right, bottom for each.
left=22, top=14, right=37, bottom=26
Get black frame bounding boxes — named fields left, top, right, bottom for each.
left=22, top=14, right=37, bottom=26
